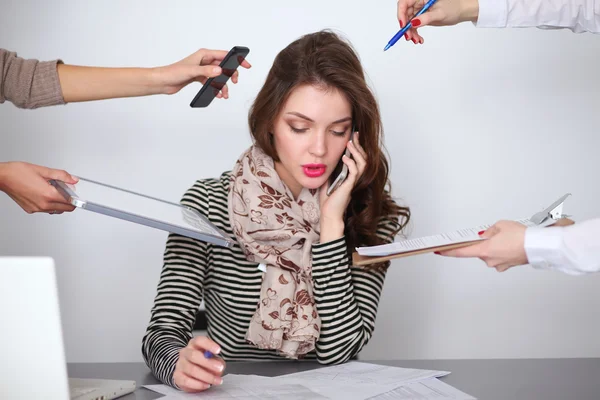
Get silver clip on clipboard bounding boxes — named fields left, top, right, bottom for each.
left=529, top=193, right=571, bottom=226
left=51, top=177, right=235, bottom=248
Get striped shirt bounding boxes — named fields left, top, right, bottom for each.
left=142, top=171, right=400, bottom=387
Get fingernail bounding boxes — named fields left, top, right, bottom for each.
left=412, top=18, right=421, bottom=27
left=213, top=67, right=221, bottom=74
left=216, top=363, right=224, bottom=372
left=412, top=38, right=417, bottom=44
left=215, top=377, right=223, bottom=385
left=399, top=20, right=403, bottom=28
left=434, top=251, right=440, bottom=255
left=478, top=230, right=485, bottom=236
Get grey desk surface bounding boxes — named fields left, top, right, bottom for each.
left=67, top=359, right=600, bottom=400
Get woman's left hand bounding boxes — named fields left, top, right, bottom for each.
left=318, top=132, right=367, bottom=243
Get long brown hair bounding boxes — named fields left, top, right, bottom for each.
left=248, top=30, right=410, bottom=268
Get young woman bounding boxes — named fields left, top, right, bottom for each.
left=142, top=30, right=410, bottom=393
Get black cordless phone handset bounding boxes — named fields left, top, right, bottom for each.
left=190, top=46, right=250, bottom=108
left=326, top=124, right=356, bottom=196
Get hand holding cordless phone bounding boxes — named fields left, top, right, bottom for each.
left=190, top=46, right=250, bottom=108
left=326, top=126, right=356, bottom=196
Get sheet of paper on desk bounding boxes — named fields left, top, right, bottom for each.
left=368, top=377, right=476, bottom=400
left=144, top=375, right=327, bottom=399
left=356, top=217, right=553, bottom=257
left=274, top=361, right=450, bottom=387
left=270, top=377, right=397, bottom=400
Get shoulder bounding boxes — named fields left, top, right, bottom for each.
left=181, top=171, right=232, bottom=215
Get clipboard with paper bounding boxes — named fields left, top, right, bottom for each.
left=50, top=177, right=235, bottom=247
left=352, top=193, right=572, bottom=266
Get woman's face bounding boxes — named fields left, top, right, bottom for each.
left=272, top=84, right=352, bottom=198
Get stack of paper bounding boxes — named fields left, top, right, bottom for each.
left=144, top=361, right=476, bottom=399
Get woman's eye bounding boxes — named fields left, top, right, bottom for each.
left=290, top=126, right=308, bottom=133
left=331, top=129, right=347, bottom=136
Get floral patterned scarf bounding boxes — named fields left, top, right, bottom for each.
left=228, top=145, right=322, bottom=358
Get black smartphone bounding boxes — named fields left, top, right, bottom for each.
left=326, top=124, right=356, bottom=196
left=190, top=46, right=250, bottom=108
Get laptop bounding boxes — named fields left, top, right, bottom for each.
left=0, top=257, right=136, bottom=400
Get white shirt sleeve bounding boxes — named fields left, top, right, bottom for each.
left=476, top=0, right=600, bottom=33
left=525, top=218, right=600, bottom=275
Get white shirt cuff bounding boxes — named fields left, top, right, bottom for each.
left=475, top=0, right=508, bottom=28
left=524, top=226, right=580, bottom=274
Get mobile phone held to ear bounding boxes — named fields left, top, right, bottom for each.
left=190, top=46, right=250, bottom=108
left=326, top=127, right=356, bottom=196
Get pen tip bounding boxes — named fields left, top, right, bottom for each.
left=383, top=44, right=391, bottom=51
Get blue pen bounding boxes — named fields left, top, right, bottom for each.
left=384, top=0, right=438, bottom=51
left=204, top=350, right=214, bottom=359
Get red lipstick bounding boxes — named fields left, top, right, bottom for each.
left=302, top=164, right=326, bottom=178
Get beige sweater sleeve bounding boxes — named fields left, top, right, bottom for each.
left=0, top=49, right=65, bottom=109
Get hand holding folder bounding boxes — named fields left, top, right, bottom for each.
left=353, top=194, right=572, bottom=266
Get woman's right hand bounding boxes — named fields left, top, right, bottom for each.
left=173, top=336, right=225, bottom=392
left=396, top=0, right=480, bottom=44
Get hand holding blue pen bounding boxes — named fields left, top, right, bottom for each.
left=384, top=0, right=439, bottom=51
left=173, top=337, right=225, bottom=392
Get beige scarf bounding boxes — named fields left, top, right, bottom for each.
left=228, top=145, right=322, bottom=358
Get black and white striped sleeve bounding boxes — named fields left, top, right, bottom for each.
left=311, top=214, right=399, bottom=364
left=141, top=182, right=210, bottom=387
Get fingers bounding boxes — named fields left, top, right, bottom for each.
left=319, top=180, right=331, bottom=205
left=351, top=132, right=367, bottom=159
left=397, top=0, right=418, bottom=28
left=195, top=49, right=230, bottom=65
left=42, top=167, right=78, bottom=184
left=221, top=83, right=230, bottom=99
left=194, top=65, right=222, bottom=80
left=341, top=152, right=359, bottom=188
left=186, top=353, right=225, bottom=379
left=410, top=7, right=444, bottom=29
left=198, top=49, right=252, bottom=69
left=412, top=30, right=424, bottom=44
left=190, top=336, right=222, bottom=355
left=175, top=372, right=211, bottom=393
left=346, top=134, right=367, bottom=176
left=36, top=185, right=75, bottom=214
left=551, top=218, right=575, bottom=227
left=48, top=201, right=76, bottom=213
left=438, top=242, right=487, bottom=258
left=180, top=355, right=223, bottom=385
left=174, top=337, right=225, bottom=393
left=479, top=221, right=504, bottom=239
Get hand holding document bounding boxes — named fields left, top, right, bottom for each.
left=353, top=194, right=572, bottom=266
